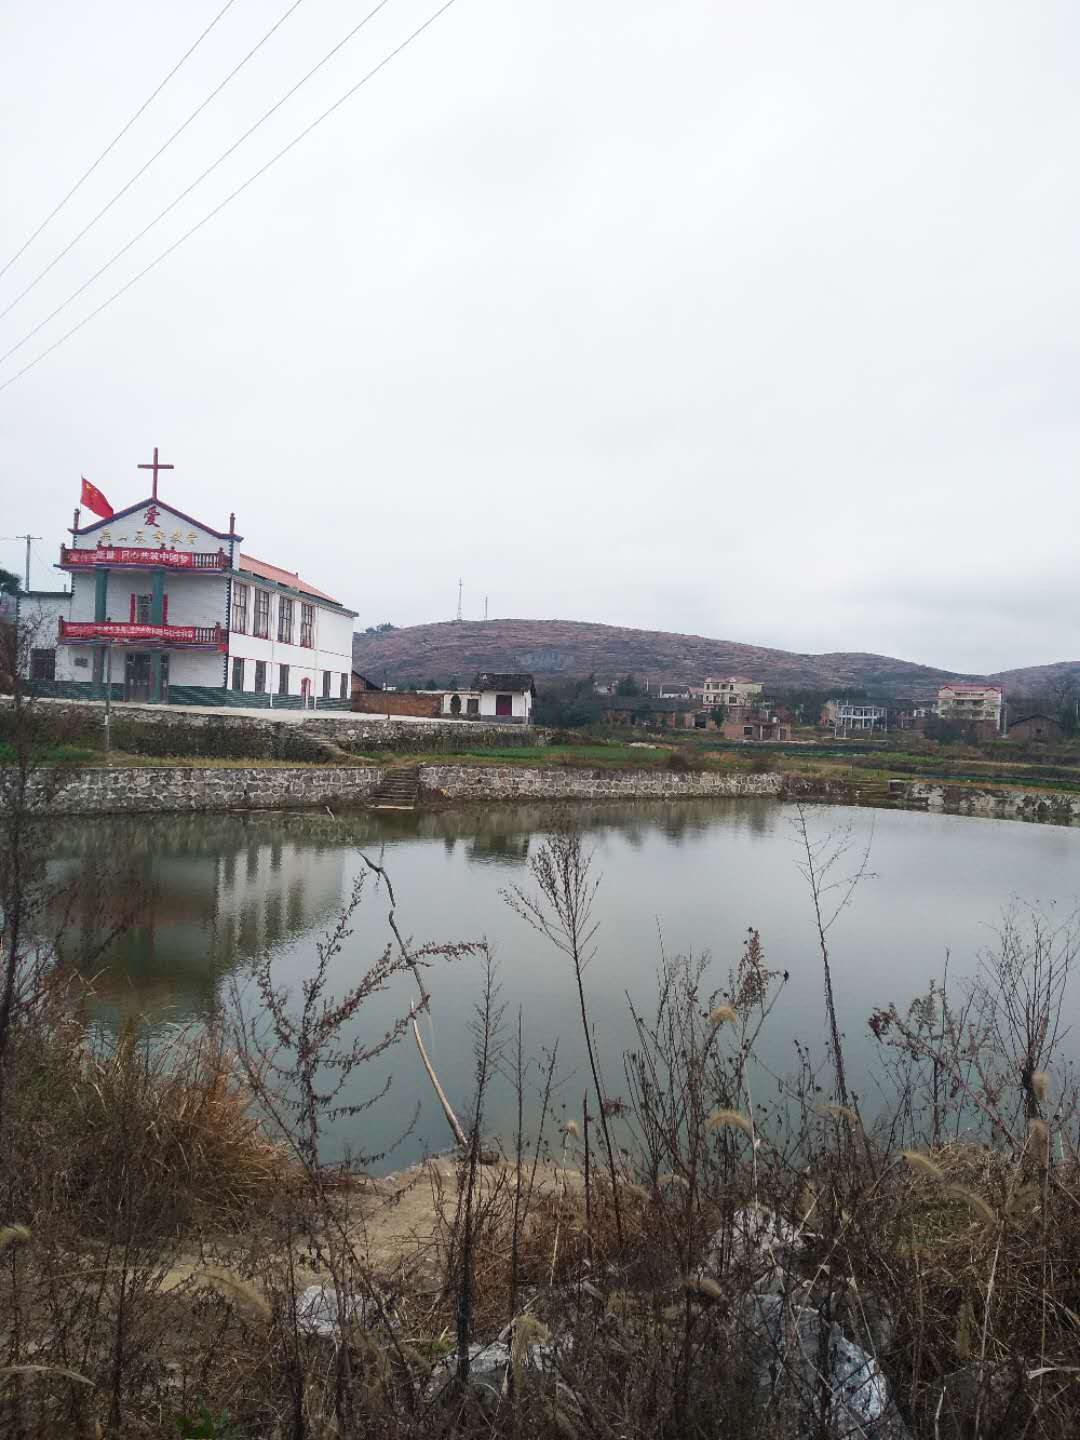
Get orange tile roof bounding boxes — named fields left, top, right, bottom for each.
left=238, top=553, right=339, bottom=604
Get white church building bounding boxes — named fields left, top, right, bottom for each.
left=21, top=454, right=356, bottom=708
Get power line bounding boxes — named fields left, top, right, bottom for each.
left=0, top=0, right=460, bottom=396
left=0, top=0, right=398, bottom=368
left=0, top=0, right=240, bottom=284
left=0, top=0, right=311, bottom=324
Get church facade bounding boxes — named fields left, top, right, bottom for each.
left=22, top=460, right=356, bottom=708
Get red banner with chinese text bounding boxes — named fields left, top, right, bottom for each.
left=61, top=546, right=225, bottom=570
left=59, top=619, right=225, bottom=649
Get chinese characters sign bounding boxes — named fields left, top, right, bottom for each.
left=61, top=546, right=226, bottom=570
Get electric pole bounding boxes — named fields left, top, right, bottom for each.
left=14, top=535, right=41, bottom=592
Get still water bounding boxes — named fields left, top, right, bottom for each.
left=48, top=800, right=1080, bottom=1170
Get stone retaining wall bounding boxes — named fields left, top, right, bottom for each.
left=22, top=765, right=384, bottom=815
left=1, top=696, right=542, bottom=753
left=419, top=766, right=784, bottom=802
left=907, top=781, right=1080, bottom=824
left=16, top=762, right=781, bottom=815
left=15, top=758, right=1080, bottom=823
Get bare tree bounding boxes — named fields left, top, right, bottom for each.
left=503, top=823, right=625, bottom=1248
left=791, top=805, right=874, bottom=1110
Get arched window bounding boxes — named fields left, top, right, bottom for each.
left=450, top=693, right=462, bottom=715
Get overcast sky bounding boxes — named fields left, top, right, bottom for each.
left=1, top=0, right=1076, bottom=673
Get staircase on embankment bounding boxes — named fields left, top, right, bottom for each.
left=367, top=766, right=421, bottom=810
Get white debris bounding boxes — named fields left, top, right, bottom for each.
left=295, top=1284, right=396, bottom=1338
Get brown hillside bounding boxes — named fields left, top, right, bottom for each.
left=350, top=618, right=1004, bottom=698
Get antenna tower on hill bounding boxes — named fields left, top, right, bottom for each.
left=456, top=578, right=463, bottom=622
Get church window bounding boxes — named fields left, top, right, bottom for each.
left=231, top=583, right=249, bottom=633
left=278, top=598, right=293, bottom=643
left=30, top=648, right=56, bottom=681
left=253, top=589, right=270, bottom=638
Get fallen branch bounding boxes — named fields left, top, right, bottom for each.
left=412, top=1006, right=467, bottom=1148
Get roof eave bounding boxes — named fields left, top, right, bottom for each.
left=228, top=568, right=356, bottom=617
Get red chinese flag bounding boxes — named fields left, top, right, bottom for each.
left=80, top=476, right=114, bottom=519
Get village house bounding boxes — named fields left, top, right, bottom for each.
left=701, top=675, right=763, bottom=708
left=1007, top=712, right=1063, bottom=742
left=440, top=672, right=535, bottom=723
left=936, top=683, right=1004, bottom=733
left=19, top=454, right=356, bottom=708
left=719, top=713, right=789, bottom=742
left=598, top=696, right=697, bottom=730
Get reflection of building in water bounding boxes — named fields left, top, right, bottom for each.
left=47, top=816, right=346, bottom=1030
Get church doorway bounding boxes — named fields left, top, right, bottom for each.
left=124, top=652, right=168, bottom=702
left=125, top=653, right=151, bottom=702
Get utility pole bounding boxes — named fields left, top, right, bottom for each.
left=14, top=535, right=41, bottom=592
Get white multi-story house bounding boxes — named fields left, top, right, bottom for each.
left=21, top=468, right=356, bottom=708
left=701, top=675, right=763, bottom=708
left=823, top=700, right=889, bottom=733
left=936, top=683, right=1004, bottom=731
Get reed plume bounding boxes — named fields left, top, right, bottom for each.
left=706, top=1108, right=753, bottom=1137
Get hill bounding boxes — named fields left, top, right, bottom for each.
left=349, top=618, right=1052, bottom=698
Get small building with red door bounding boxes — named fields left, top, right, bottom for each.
left=21, top=462, right=356, bottom=708
left=441, top=672, right=535, bottom=723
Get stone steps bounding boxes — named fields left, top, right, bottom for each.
left=368, top=766, right=421, bottom=810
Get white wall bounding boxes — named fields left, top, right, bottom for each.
left=66, top=568, right=227, bottom=628
left=478, top=688, right=532, bottom=719
left=167, top=650, right=227, bottom=687
left=17, top=594, right=73, bottom=678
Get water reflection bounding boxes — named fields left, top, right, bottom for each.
left=44, top=800, right=1080, bottom=1169
left=47, top=813, right=347, bottom=1029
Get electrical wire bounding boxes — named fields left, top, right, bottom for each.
left=0, top=0, right=397, bottom=367
left=0, top=0, right=240, bottom=284
left=0, top=0, right=459, bottom=396
left=0, top=0, right=312, bottom=325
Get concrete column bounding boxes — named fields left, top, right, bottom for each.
left=150, top=571, right=165, bottom=702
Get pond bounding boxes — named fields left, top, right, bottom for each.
left=46, top=799, right=1080, bottom=1171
